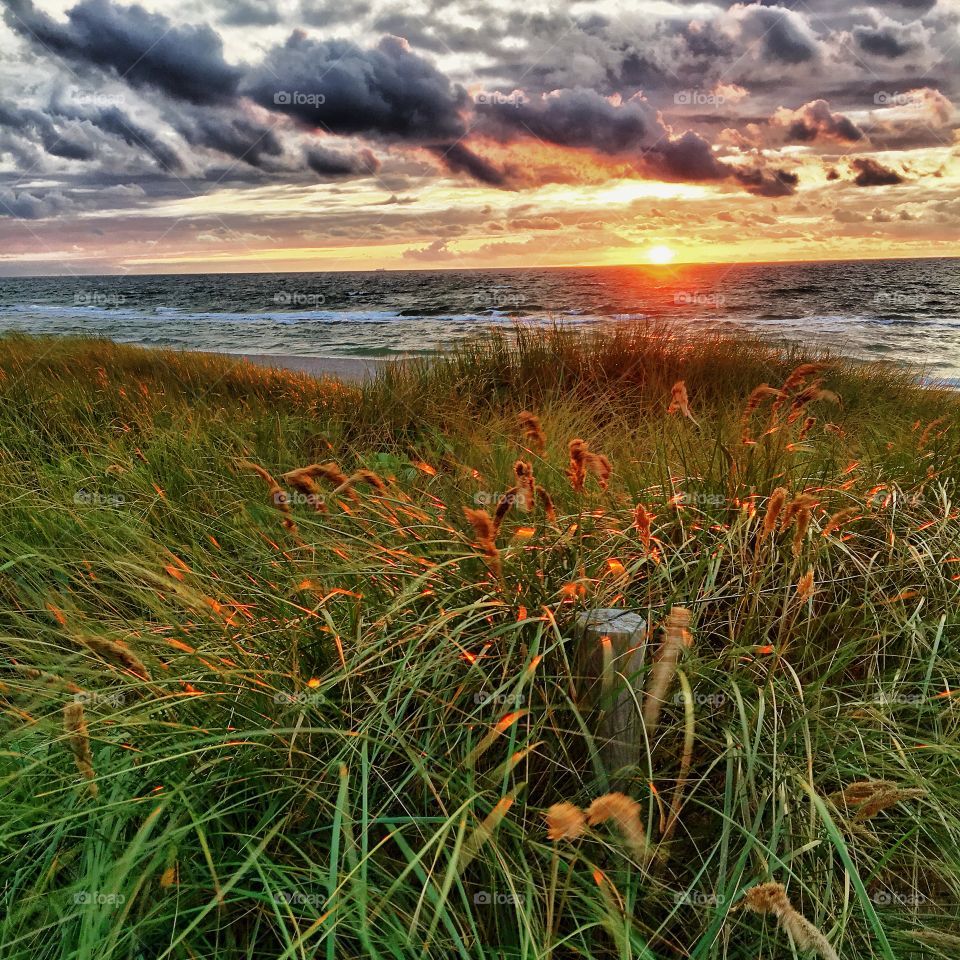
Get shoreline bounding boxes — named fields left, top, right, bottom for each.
left=232, top=353, right=394, bottom=381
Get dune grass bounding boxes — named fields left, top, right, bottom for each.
left=1, top=326, right=959, bottom=959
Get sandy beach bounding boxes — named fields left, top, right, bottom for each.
left=235, top=353, right=392, bottom=381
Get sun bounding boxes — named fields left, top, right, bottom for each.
left=647, top=244, right=676, bottom=265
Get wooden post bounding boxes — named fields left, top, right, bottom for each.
left=573, top=609, right=648, bottom=781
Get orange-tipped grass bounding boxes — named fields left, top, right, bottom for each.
left=82, top=637, right=150, bottom=681
left=797, top=415, right=817, bottom=440
left=240, top=460, right=297, bottom=531
left=586, top=792, right=650, bottom=861
left=667, top=380, right=699, bottom=426
left=463, top=507, right=502, bottom=577
left=781, top=362, right=829, bottom=394
left=822, top=506, right=860, bottom=537
left=63, top=700, right=97, bottom=797
left=513, top=460, right=535, bottom=513
left=741, top=383, right=785, bottom=444
left=284, top=462, right=358, bottom=503
left=633, top=503, right=653, bottom=551
left=518, top=411, right=546, bottom=453
left=830, top=780, right=925, bottom=821
left=787, top=384, right=840, bottom=425
left=739, top=882, right=839, bottom=960
left=642, top=607, right=693, bottom=733
left=535, top=484, right=556, bottom=523
left=761, top=487, right=789, bottom=538
left=781, top=493, right=818, bottom=532
left=918, top=416, right=948, bottom=451
left=281, top=467, right=327, bottom=512
left=567, top=439, right=611, bottom=493
left=545, top=802, right=586, bottom=842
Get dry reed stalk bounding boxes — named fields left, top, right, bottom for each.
left=513, top=461, right=535, bottom=513
left=918, top=416, right=947, bottom=451
left=797, top=416, right=816, bottom=440
left=535, top=485, right=556, bottom=522
left=63, top=701, right=97, bottom=797
left=545, top=802, right=586, bottom=841
left=642, top=607, right=693, bottom=733
left=633, top=503, right=653, bottom=550
left=787, top=384, right=840, bottom=424
left=667, top=380, right=699, bottom=426
left=241, top=461, right=297, bottom=531
left=19, top=666, right=83, bottom=695
left=792, top=505, right=813, bottom=555
left=353, top=469, right=388, bottom=492
left=83, top=637, right=150, bottom=681
left=567, top=440, right=587, bottom=492
left=831, top=779, right=925, bottom=821
left=761, top=488, right=788, bottom=537
left=741, top=384, right=784, bottom=444
left=781, top=362, right=828, bottom=394
left=281, top=467, right=326, bottom=512
left=494, top=490, right=516, bottom=530
left=567, top=439, right=611, bottom=492
left=740, top=882, right=839, bottom=960
left=333, top=469, right=388, bottom=499
left=781, top=493, right=817, bottom=531
left=464, top=507, right=502, bottom=577
left=284, top=462, right=359, bottom=502
left=822, top=506, right=859, bottom=537
left=518, top=411, right=546, bottom=453
left=586, top=792, right=650, bottom=860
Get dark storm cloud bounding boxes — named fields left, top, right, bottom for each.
left=477, top=90, right=798, bottom=196
left=0, top=187, right=72, bottom=218
left=427, top=143, right=509, bottom=187
left=0, top=100, right=93, bottom=160
left=1, top=0, right=953, bottom=222
left=735, top=5, right=820, bottom=65
left=733, top=167, right=798, bottom=197
left=3, top=0, right=243, bottom=105
left=853, top=24, right=920, bottom=59
left=79, top=106, right=185, bottom=172
left=775, top=100, right=865, bottom=144
left=306, top=145, right=380, bottom=177
left=245, top=32, right=468, bottom=142
left=171, top=108, right=284, bottom=170
left=851, top=157, right=905, bottom=186
left=480, top=89, right=659, bottom=154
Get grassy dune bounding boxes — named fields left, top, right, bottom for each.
left=1, top=327, right=959, bottom=959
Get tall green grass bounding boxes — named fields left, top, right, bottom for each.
left=1, top=328, right=958, bottom=959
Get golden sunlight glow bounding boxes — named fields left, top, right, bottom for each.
left=647, top=245, right=676, bottom=264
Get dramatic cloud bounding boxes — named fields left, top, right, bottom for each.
left=850, top=157, right=905, bottom=186
left=245, top=32, right=468, bottom=142
left=729, top=5, right=821, bottom=65
left=0, top=100, right=93, bottom=160
left=772, top=100, right=865, bottom=143
left=306, top=145, right=380, bottom=177
left=4, top=0, right=243, bottom=105
left=477, top=89, right=798, bottom=194
left=853, top=24, right=917, bottom=59
left=0, top=0, right=956, bottom=268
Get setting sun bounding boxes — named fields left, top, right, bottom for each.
left=647, top=245, right=676, bottom=265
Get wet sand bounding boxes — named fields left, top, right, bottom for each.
left=235, top=353, right=392, bottom=381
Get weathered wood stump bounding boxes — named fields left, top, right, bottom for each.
left=573, top=609, right=648, bottom=781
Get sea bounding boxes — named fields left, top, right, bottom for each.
left=1, top=257, right=958, bottom=380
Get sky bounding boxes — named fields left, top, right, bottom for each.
left=0, top=0, right=957, bottom=275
